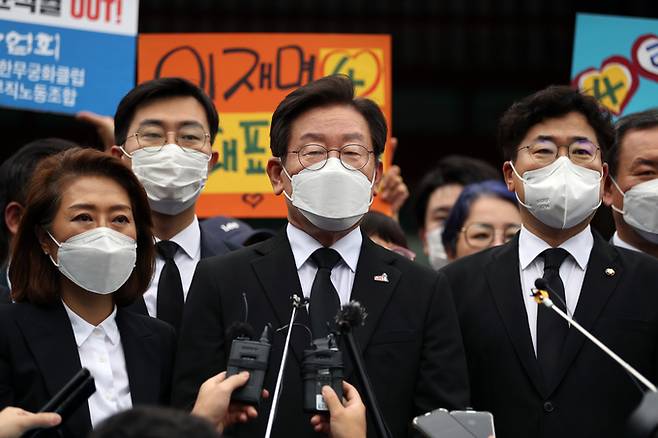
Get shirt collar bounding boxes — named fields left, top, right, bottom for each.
left=518, top=224, right=593, bottom=271
left=62, top=300, right=120, bottom=346
left=286, top=223, right=362, bottom=273
left=155, top=216, right=200, bottom=260
left=612, top=231, right=642, bottom=253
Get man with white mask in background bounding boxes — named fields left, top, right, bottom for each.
left=172, top=75, right=469, bottom=438
left=440, top=86, right=658, bottom=438
left=110, top=78, right=241, bottom=332
left=415, top=155, right=500, bottom=269
left=603, top=108, right=658, bottom=258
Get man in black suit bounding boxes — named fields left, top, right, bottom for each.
left=110, top=78, right=252, bottom=331
left=603, top=108, right=658, bottom=258
left=441, top=86, right=658, bottom=438
left=172, top=75, right=470, bottom=437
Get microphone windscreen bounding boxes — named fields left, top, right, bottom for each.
left=336, top=301, right=368, bottom=328
left=226, top=322, right=256, bottom=342
left=535, top=277, right=550, bottom=291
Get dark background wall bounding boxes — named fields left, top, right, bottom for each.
left=1, top=0, right=656, bottom=239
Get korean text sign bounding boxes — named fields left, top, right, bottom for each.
left=139, top=33, right=392, bottom=218
left=0, top=0, right=138, bottom=115
left=572, top=13, right=658, bottom=117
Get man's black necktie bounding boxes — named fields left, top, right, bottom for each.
left=156, top=240, right=184, bottom=332
left=537, top=247, right=570, bottom=385
left=309, top=248, right=342, bottom=339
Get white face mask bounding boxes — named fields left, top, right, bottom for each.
left=426, top=226, right=449, bottom=270
left=510, top=156, right=602, bottom=229
left=611, top=177, right=658, bottom=244
left=127, top=144, right=210, bottom=216
left=48, top=227, right=137, bottom=295
left=282, top=157, right=376, bottom=231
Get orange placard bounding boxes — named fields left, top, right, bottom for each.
left=138, top=33, right=392, bottom=218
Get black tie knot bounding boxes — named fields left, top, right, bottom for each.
left=311, top=248, right=341, bottom=271
left=541, top=248, right=569, bottom=272
left=156, top=240, right=179, bottom=261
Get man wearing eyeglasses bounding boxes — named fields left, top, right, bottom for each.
left=110, top=78, right=246, bottom=332
left=439, top=86, right=658, bottom=438
left=173, top=75, right=470, bottom=437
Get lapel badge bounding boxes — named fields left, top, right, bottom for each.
left=374, top=273, right=389, bottom=283
left=605, top=268, right=615, bottom=277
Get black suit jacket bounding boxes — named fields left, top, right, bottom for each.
left=0, top=301, right=176, bottom=438
left=440, top=232, right=658, bottom=438
left=128, top=225, right=236, bottom=316
left=172, top=229, right=470, bottom=438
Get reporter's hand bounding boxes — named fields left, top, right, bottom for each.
left=310, top=381, right=366, bottom=438
left=0, top=406, right=61, bottom=438
left=191, top=371, right=267, bottom=433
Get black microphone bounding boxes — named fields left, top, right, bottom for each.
left=226, top=322, right=271, bottom=406
left=27, top=368, right=96, bottom=438
left=336, top=301, right=392, bottom=438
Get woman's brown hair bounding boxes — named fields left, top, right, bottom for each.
left=9, top=147, right=155, bottom=306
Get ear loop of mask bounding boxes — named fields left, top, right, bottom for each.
left=45, top=230, right=62, bottom=267
left=508, top=161, right=535, bottom=211
left=278, top=157, right=378, bottom=206
left=609, top=176, right=626, bottom=215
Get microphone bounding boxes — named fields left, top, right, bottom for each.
left=532, top=277, right=658, bottom=437
left=264, top=293, right=307, bottom=438
left=27, top=368, right=96, bottom=438
left=226, top=322, right=271, bottom=406
left=336, top=301, right=392, bottom=438
left=532, top=277, right=656, bottom=393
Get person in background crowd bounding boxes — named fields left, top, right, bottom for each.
left=0, top=138, right=79, bottom=300
left=0, top=148, right=176, bottom=438
left=361, top=211, right=416, bottom=260
left=441, top=180, right=521, bottom=261
left=415, top=155, right=500, bottom=269
left=109, top=78, right=253, bottom=332
left=441, top=85, right=658, bottom=438
left=603, top=108, right=658, bottom=258
left=172, top=75, right=469, bottom=438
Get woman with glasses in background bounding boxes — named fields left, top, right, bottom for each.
left=441, top=180, right=522, bottom=261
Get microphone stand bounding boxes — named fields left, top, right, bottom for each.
left=337, top=305, right=392, bottom=438
left=264, top=294, right=305, bottom=438
left=532, top=287, right=657, bottom=393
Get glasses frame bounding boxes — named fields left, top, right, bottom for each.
left=517, top=140, right=600, bottom=166
left=460, top=222, right=521, bottom=249
left=287, top=143, right=375, bottom=171
left=124, top=129, right=211, bottom=155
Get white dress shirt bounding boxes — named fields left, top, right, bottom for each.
left=62, top=302, right=132, bottom=428
left=144, top=216, right=202, bottom=318
left=612, top=231, right=642, bottom=253
left=286, top=223, right=362, bottom=306
left=518, top=225, right=594, bottom=354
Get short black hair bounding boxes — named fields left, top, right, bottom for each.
left=270, top=75, right=387, bottom=158
left=498, top=85, right=614, bottom=162
left=114, top=77, right=219, bottom=146
left=607, top=108, right=658, bottom=178
left=0, top=138, right=78, bottom=267
left=89, top=407, right=219, bottom=438
left=415, top=155, right=500, bottom=228
left=361, top=211, right=408, bottom=248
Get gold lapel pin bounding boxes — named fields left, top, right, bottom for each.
left=605, top=268, right=615, bottom=277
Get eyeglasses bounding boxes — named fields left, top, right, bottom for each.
left=461, top=223, right=521, bottom=249
left=518, top=139, right=600, bottom=166
left=288, top=144, right=374, bottom=171
left=125, top=126, right=211, bottom=154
